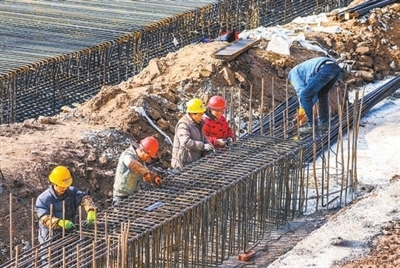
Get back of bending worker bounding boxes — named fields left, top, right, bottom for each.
left=288, top=56, right=341, bottom=133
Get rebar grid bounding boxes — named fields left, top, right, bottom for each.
left=0, top=0, right=352, bottom=123
left=1, top=135, right=305, bottom=268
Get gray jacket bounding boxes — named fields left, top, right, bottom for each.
left=113, top=146, right=142, bottom=197
left=171, top=114, right=209, bottom=169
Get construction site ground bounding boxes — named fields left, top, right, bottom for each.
left=1, top=1, right=400, bottom=266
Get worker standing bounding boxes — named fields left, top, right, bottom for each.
left=202, top=96, right=235, bottom=149
left=171, top=98, right=214, bottom=169
left=113, top=136, right=163, bottom=205
left=288, top=56, right=341, bottom=133
left=35, top=166, right=96, bottom=244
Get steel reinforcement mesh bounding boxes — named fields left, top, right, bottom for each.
left=2, top=135, right=306, bottom=268
left=0, top=0, right=352, bottom=123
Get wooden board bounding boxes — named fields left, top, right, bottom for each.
left=212, top=39, right=261, bottom=61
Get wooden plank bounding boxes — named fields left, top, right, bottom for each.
left=212, top=39, right=261, bottom=61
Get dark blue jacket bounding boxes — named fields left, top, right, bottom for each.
left=35, top=186, right=87, bottom=244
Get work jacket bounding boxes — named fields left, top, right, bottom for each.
left=288, top=56, right=335, bottom=105
left=171, top=114, right=209, bottom=169
left=202, top=110, right=235, bottom=149
left=35, top=186, right=92, bottom=244
left=113, top=145, right=143, bottom=198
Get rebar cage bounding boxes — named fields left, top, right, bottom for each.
left=3, top=135, right=306, bottom=267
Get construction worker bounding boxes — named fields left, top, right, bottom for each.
left=202, top=96, right=235, bottom=149
left=288, top=56, right=342, bottom=133
left=35, top=166, right=96, bottom=244
left=113, top=136, right=162, bottom=205
left=171, top=98, right=214, bottom=169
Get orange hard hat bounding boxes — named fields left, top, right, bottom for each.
left=140, top=136, right=159, bottom=159
left=49, top=166, right=73, bottom=188
left=207, top=96, right=226, bottom=110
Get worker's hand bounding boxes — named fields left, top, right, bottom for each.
left=86, top=210, right=96, bottom=225
left=216, top=139, right=226, bottom=146
left=203, top=144, right=214, bottom=151
left=153, top=175, right=163, bottom=186
left=58, top=219, right=75, bottom=230
left=143, top=172, right=154, bottom=183
left=298, top=108, right=305, bottom=117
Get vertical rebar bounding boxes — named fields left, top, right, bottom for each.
left=260, top=79, right=264, bottom=135
left=238, top=88, right=241, bottom=138
left=79, top=206, right=83, bottom=239
left=248, top=84, right=253, bottom=133
left=354, top=89, right=364, bottom=186
left=34, top=248, right=38, bottom=268
left=62, top=200, right=66, bottom=238
left=271, top=77, right=275, bottom=131
left=31, top=198, right=35, bottom=248
left=76, top=244, right=80, bottom=268
left=9, top=193, right=12, bottom=259
left=230, top=88, right=235, bottom=139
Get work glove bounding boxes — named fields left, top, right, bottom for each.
left=203, top=144, right=214, bottom=151
left=153, top=175, right=163, bottom=186
left=58, top=219, right=75, bottom=230
left=86, top=210, right=95, bottom=225
left=143, top=172, right=156, bottom=183
left=216, top=139, right=226, bottom=146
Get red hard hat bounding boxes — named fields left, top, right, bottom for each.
left=207, top=96, right=226, bottom=110
left=140, top=137, right=159, bottom=159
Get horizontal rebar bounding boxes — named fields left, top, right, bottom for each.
left=2, top=135, right=306, bottom=268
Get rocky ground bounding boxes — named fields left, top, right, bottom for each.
left=1, top=1, right=400, bottom=266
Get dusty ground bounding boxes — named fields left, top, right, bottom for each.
left=1, top=1, right=400, bottom=266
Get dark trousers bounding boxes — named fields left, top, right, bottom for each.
left=299, top=63, right=341, bottom=126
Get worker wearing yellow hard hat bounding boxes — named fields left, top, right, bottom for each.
left=171, top=98, right=214, bottom=169
left=35, top=166, right=97, bottom=244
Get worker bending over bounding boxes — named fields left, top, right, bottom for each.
left=288, top=56, right=341, bottom=133
left=113, top=136, right=163, bottom=205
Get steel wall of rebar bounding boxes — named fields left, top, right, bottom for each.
left=0, top=0, right=352, bottom=123
left=2, top=135, right=306, bottom=268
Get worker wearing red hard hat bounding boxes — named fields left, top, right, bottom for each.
left=35, top=166, right=97, bottom=244
left=203, top=96, right=235, bottom=149
left=113, top=136, right=162, bottom=205
left=171, top=98, right=214, bottom=169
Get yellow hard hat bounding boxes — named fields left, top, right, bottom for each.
left=49, top=166, right=73, bottom=188
left=186, top=98, right=206, bottom=113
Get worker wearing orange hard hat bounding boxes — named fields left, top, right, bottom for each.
left=112, top=136, right=163, bottom=205
left=202, top=96, right=235, bottom=149
left=171, top=98, right=214, bottom=169
left=35, top=166, right=96, bottom=244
